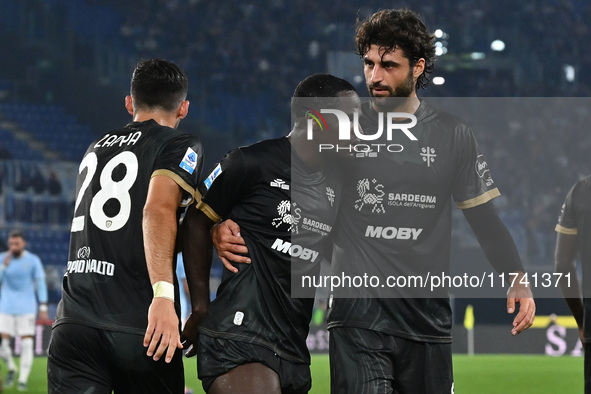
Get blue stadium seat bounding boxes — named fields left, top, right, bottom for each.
left=0, top=102, right=95, bottom=161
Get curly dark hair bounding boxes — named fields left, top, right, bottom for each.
left=355, top=9, right=436, bottom=91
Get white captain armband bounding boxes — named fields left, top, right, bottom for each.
left=152, top=281, right=175, bottom=301
left=39, top=304, right=48, bottom=313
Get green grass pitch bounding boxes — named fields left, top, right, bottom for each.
left=1, top=354, right=583, bottom=393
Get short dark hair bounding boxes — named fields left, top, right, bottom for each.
left=8, top=229, right=25, bottom=240
left=291, top=73, right=357, bottom=121
left=355, top=9, right=436, bottom=90
left=293, top=73, right=356, bottom=98
left=130, top=59, right=188, bottom=112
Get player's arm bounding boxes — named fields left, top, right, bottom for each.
left=142, top=174, right=183, bottom=363
left=0, top=253, right=9, bottom=281
left=554, top=232, right=583, bottom=336
left=463, top=201, right=535, bottom=335
left=212, top=219, right=250, bottom=273
left=198, top=148, right=253, bottom=273
left=179, top=202, right=216, bottom=357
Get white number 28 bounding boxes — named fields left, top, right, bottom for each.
left=71, top=151, right=138, bottom=232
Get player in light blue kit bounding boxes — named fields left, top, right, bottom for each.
left=0, top=229, right=48, bottom=391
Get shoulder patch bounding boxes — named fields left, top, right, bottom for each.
left=204, top=163, right=222, bottom=190
left=179, top=147, right=198, bottom=174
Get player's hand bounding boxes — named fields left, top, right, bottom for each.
left=212, top=219, right=250, bottom=273
left=144, top=297, right=182, bottom=363
left=180, top=312, right=205, bottom=358
left=506, top=273, right=535, bottom=335
left=2, top=253, right=10, bottom=267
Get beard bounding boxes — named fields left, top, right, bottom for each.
left=368, top=69, right=415, bottom=112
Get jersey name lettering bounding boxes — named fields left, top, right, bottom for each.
left=94, top=131, right=142, bottom=148
left=66, top=259, right=115, bottom=276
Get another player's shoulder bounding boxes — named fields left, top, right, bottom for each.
left=560, top=174, right=591, bottom=225
left=575, top=174, right=591, bottom=188
left=233, top=137, right=289, bottom=167
left=570, top=174, right=591, bottom=198
left=419, top=102, right=470, bottom=130
left=216, top=137, right=289, bottom=181
left=239, top=136, right=289, bottom=157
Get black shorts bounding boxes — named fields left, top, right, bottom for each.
left=197, top=333, right=311, bottom=393
left=47, top=323, right=184, bottom=394
left=329, top=327, right=453, bottom=394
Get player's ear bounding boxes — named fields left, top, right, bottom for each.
left=303, top=112, right=320, bottom=132
left=125, top=95, right=134, bottom=115
left=177, top=100, right=189, bottom=120
left=413, top=58, right=425, bottom=80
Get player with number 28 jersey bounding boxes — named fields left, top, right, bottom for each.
left=48, top=58, right=202, bottom=394
left=55, top=119, right=203, bottom=334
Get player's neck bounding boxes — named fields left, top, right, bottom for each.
left=132, top=111, right=179, bottom=129
left=287, top=127, right=322, bottom=171
left=371, top=95, right=420, bottom=114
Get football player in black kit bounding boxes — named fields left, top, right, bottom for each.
left=214, top=9, right=536, bottom=394
left=555, top=175, right=591, bottom=393
left=180, top=74, right=360, bottom=394
left=47, top=59, right=204, bottom=394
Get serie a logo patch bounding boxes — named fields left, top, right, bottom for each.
left=179, top=147, right=198, bottom=174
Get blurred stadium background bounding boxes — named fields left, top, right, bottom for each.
left=0, top=0, right=590, bottom=392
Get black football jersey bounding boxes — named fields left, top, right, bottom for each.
left=197, top=137, right=341, bottom=364
left=327, top=101, right=500, bottom=342
left=54, top=119, right=203, bottom=335
left=556, top=175, right=591, bottom=341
